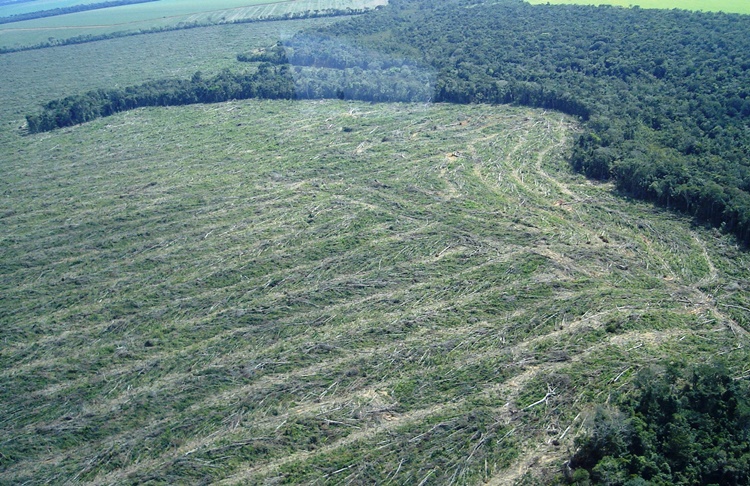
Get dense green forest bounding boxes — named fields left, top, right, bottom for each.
left=566, top=362, right=750, bottom=485
left=25, top=0, right=750, bottom=244
left=0, top=0, right=158, bottom=25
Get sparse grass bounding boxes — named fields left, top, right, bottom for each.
left=1, top=97, right=748, bottom=484
left=526, top=0, right=750, bottom=15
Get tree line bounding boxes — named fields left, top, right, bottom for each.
left=238, top=35, right=591, bottom=118
left=25, top=62, right=436, bottom=132
left=25, top=66, right=296, bottom=133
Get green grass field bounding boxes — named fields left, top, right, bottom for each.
left=0, top=0, right=385, bottom=50
left=527, top=0, right=750, bottom=14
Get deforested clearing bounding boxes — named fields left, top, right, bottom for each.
left=2, top=98, right=748, bottom=484
left=3, top=0, right=750, bottom=483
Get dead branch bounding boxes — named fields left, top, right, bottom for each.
left=522, top=384, right=556, bottom=410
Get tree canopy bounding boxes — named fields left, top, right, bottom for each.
left=567, top=362, right=750, bottom=485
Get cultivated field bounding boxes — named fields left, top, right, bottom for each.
left=0, top=0, right=93, bottom=17
left=0, top=1, right=132, bottom=16
left=0, top=0, right=385, bottom=50
left=526, top=0, right=750, bottom=14
left=2, top=98, right=748, bottom=483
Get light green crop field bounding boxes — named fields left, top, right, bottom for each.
left=526, top=0, right=750, bottom=14
left=0, top=0, right=102, bottom=17
left=0, top=0, right=385, bottom=49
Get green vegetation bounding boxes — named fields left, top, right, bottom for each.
left=24, top=65, right=299, bottom=132
left=2, top=1, right=750, bottom=484
left=526, top=0, right=750, bottom=15
left=29, top=0, right=750, bottom=243
left=301, top=0, right=750, bottom=243
left=566, top=362, right=750, bottom=485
